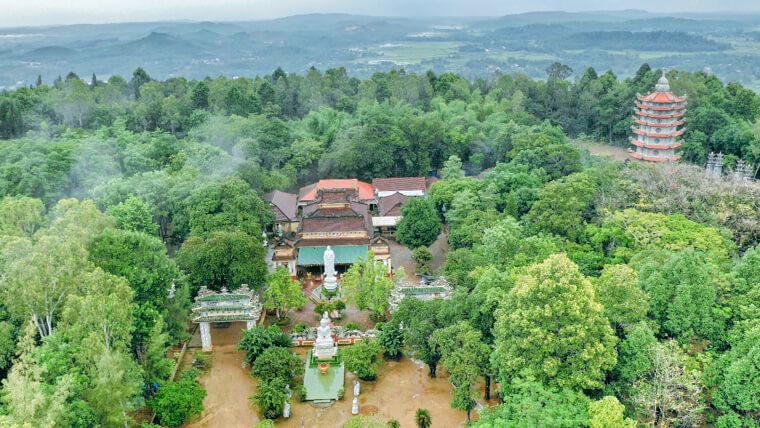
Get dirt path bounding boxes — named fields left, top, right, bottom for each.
left=389, top=230, right=449, bottom=284
left=184, top=323, right=260, bottom=428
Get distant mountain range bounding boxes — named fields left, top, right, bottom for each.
left=2, top=11, right=760, bottom=89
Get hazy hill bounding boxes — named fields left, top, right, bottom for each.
left=2, top=11, right=760, bottom=89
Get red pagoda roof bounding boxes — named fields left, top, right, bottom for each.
left=629, top=152, right=682, bottom=162
left=634, top=120, right=685, bottom=127
left=632, top=129, right=684, bottom=138
left=636, top=104, right=686, bottom=111
left=631, top=140, right=683, bottom=150
left=635, top=111, right=685, bottom=119
left=637, top=92, right=686, bottom=103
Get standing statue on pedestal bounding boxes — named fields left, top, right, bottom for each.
left=323, top=246, right=338, bottom=293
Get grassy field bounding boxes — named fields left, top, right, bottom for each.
left=355, top=41, right=463, bottom=65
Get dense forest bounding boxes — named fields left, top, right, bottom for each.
left=0, top=63, right=759, bottom=426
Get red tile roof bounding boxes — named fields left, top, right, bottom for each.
left=637, top=92, right=686, bottom=103
left=636, top=104, right=686, bottom=111
left=372, top=177, right=427, bottom=193
left=629, top=152, right=682, bottom=162
left=378, top=192, right=409, bottom=216
left=301, top=217, right=367, bottom=233
left=630, top=140, right=683, bottom=150
left=295, top=238, right=370, bottom=248
left=263, top=190, right=298, bottom=221
left=299, top=179, right=374, bottom=202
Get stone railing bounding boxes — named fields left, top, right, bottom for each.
left=290, top=326, right=379, bottom=347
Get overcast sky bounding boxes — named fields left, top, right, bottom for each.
left=2, top=0, right=760, bottom=27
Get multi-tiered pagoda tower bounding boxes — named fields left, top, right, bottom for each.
left=630, top=75, right=687, bottom=162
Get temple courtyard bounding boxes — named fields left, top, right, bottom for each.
left=183, top=323, right=489, bottom=428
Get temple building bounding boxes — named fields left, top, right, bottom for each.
left=629, top=74, right=687, bottom=162
left=265, top=176, right=432, bottom=278
left=372, top=177, right=427, bottom=198
left=263, top=190, right=299, bottom=235
left=373, top=192, right=408, bottom=237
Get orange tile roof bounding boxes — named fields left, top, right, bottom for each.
left=636, top=104, right=686, bottom=111
left=637, top=92, right=686, bottom=103
left=629, top=152, right=682, bottom=162
left=298, top=179, right=375, bottom=202
left=631, top=140, right=683, bottom=150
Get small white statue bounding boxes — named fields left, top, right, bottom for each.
left=352, top=397, right=359, bottom=415
left=283, top=400, right=291, bottom=418
left=353, top=380, right=360, bottom=396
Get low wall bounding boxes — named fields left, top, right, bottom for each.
left=291, top=336, right=369, bottom=347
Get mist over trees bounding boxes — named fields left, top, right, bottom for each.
left=0, top=62, right=760, bottom=426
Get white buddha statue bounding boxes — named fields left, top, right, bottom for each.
left=323, top=246, right=338, bottom=293
left=313, top=312, right=337, bottom=360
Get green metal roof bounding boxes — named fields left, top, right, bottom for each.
left=297, top=245, right=368, bottom=266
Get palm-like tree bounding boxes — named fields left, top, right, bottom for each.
left=415, top=408, right=432, bottom=428
left=386, top=419, right=401, bottom=428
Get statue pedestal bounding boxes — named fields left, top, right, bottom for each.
left=323, top=275, right=338, bottom=293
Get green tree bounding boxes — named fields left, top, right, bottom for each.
left=412, top=246, right=433, bottom=274
left=526, top=172, right=596, bottom=240
left=341, top=251, right=394, bottom=320
left=377, top=321, right=404, bottom=360
left=177, top=230, right=268, bottom=291
left=430, top=322, right=490, bottom=420
left=1, top=234, right=89, bottom=338
left=251, top=376, right=289, bottom=419
left=481, top=216, right=523, bottom=267
left=595, top=264, right=649, bottom=330
left=493, top=254, right=617, bottom=390
left=711, top=326, right=760, bottom=421
left=396, top=198, right=442, bottom=249
left=471, top=378, right=590, bottom=428
left=237, top=325, right=291, bottom=364
left=250, top=346, right=303, bottom=384
left=60, top=267, right=135, bottom=354
left=342, top=339, right=382, bottom=381
left=394, top=298, right=445, bottom=377
left=86, top=348, right=142, bottom=427
left=0, top=196, right=46, bottom=238
left=191, top=81, right=210, bottom=110
left=179, top=176, right=272, bottom=239
left=441, top=154, right=465, bottom=180
left=106, top=195, right=158, bottom=235
left=142, top=316, right=175, bottom=386
left=0, top=323, right=75, bottom=427
left=589, top=396, right=636, bottom=428
left=164, top=282, right=193, bottom=344
left=263, top=267, right=307, bottom=321
left=151, top=368, right=206, bottom=427
left=89, top=228, right=178, bottom=308
left=0, top=98, right=23, bottom=139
